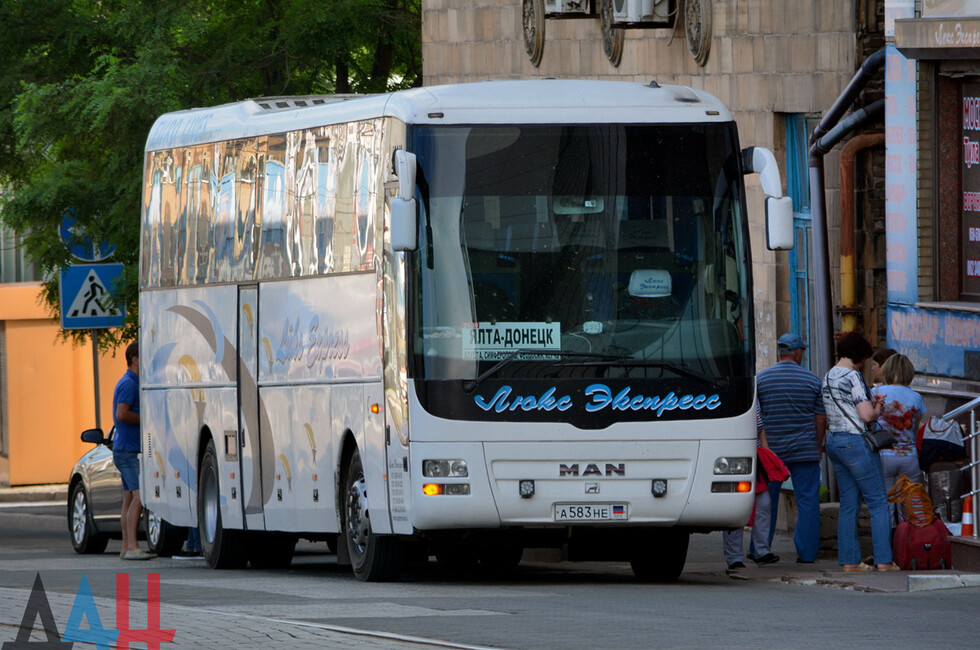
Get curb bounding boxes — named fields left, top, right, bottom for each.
left=0, top=484, right=68, bottom=504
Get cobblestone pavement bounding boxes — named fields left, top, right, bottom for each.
left=0, top=586, right=499, bottom=649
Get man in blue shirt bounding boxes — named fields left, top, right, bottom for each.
left=112, top=341, right=154, bottom=560
left=754, top=333, right=827, bottom=563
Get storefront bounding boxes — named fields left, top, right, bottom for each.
left=889, top=1, right=980, bottom=407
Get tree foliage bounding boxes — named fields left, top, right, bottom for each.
left=0, top=0, right=421, bottom=348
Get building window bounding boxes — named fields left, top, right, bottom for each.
left=785, top=114, right=820, bottom=368
left=0, top=223, right=39, bottom=284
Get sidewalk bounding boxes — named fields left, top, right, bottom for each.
left=699, top=555, right=980, bottom=593
left=682, top=527, right=980, bottom=593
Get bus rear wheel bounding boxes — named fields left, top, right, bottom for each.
left=342, top=448, right=404, bottom=582
left=629, top=529, right=689, bottom=582
left=199, top=440, right=247, bottom=569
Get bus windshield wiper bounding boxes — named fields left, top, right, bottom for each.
left=554, top=358, right=722, bottom=385
left=462, top=349, right=623, bottom=393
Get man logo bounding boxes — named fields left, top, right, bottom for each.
left=558, top=463, right=625, bottom=477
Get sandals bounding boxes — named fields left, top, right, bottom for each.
left=841, top=561, right=902, bottom=572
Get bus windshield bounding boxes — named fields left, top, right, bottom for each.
left=411, top=123, right=753, bottom=384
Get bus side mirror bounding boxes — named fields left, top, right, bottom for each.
left=391, top=149, right=418, bottom=251
left=394, top=149, right=416, bottom=201
left=765, top=196, right=794, bottom=250
left=391, top=198, right=417, bottom=251
left=742, top=146, right=795, bottom=251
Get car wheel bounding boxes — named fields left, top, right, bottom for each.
left=68, top=481, right=109, bottom=554
left=342, top=448, right=404, bottom=581
left=198, top=439, right=247, bottom=569
left=144, top=510, right=186, bottom=557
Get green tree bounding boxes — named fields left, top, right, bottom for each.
left=0, top=0, right=421, bottom=348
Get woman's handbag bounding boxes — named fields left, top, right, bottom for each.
left=887, top=474, right=934, bottom=527
left=862, top=426, right=896, bottom=451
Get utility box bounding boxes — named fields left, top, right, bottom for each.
left=545, top=0, right=590, bottom=14
left=612, top=0, right=674, bottom=25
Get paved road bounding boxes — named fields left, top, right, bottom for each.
left=3, top=503, right=980, bottom=649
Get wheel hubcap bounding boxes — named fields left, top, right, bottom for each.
left=203, top=464, right=218, bottom=544
left=71, top=490, right=87, bottom=544
left=147, top=511, right=161, bottom=546
left=346, top=476, right=370, bottom=553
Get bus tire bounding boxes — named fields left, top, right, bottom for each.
left=199, top=440, right=247, bottom=569
left=342, top=448, right=404, bottom=582
left=247, top=532, right=297, bottom=569
left=144, top=509, right=185, bottom=557
left=629, top=529, right=689, bottom=582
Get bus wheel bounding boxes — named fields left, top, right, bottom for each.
left=342, top=449, right=404, bottom=582
left=247, top=532, right=297, bottom=569
left=199, top=440, right=247, bottom=569
left=630, top=529, right=689, bottom=582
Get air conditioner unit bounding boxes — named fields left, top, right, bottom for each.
left=545, top=0, right=590, bottom=15
left=612, top=0, right=673, bottom=25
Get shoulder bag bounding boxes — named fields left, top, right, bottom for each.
left=828, top=370, right=894, bottom=451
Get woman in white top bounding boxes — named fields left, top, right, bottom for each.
left=821, top=332, right=897, bottom=572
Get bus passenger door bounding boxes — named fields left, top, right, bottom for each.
left=238, top=285, right=266, bottom=530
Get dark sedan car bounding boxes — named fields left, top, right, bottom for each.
left=68, top=426, right=185, bottom=556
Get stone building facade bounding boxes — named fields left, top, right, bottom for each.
left=422, top=0, right=887, bottom=369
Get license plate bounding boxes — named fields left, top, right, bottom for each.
left=553, top=503, right=628, bottom=522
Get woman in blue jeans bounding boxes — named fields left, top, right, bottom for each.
left=821, top=332, right=899, bottom=572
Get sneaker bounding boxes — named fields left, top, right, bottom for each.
left=173, top=548, right=203, bottom=560
left=753, top=553, right=779, bottom=566
left=122, top=550, right=156, bottom=561
left=726, top=561, right=746, bottom=571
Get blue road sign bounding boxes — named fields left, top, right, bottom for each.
left=60, top=211, right=116, bottom=262
left=60, top=264, right=126, bottom=329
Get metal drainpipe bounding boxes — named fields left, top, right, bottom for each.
left=839, top=133, right=885, bottom=333
left=807, top=48, right=887, bottom=378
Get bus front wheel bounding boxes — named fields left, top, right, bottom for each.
left=199, top=440, right=247, bottom=569
left=629, top=529, right=689, bottom=582
left=342, top=448, right=404, bottom=582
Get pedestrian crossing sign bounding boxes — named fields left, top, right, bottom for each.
left=60, top=263, right=126, bottom=329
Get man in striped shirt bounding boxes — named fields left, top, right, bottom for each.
left=753, top=333, right=827, bottom=564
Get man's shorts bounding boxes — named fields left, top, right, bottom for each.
left=113, top=449, right=140, bottom=492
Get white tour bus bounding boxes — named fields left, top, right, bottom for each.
left=139, top=79, right=793, bottom=581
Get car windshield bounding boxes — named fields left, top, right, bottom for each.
left=410, top=123, right=753, bottom=384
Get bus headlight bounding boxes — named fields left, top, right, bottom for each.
left=714, top=457, right=752, bottom=475
left=423, top=459, right=469, bottom=477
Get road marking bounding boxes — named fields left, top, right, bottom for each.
left=0, top=501, right=64, bottom=509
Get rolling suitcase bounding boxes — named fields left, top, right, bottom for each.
left=892, top=518, right=952, bottom=570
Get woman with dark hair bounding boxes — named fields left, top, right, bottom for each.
left=821, top=331, right=898, bottom=572
left=870, top=347, right=897, bottom=387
